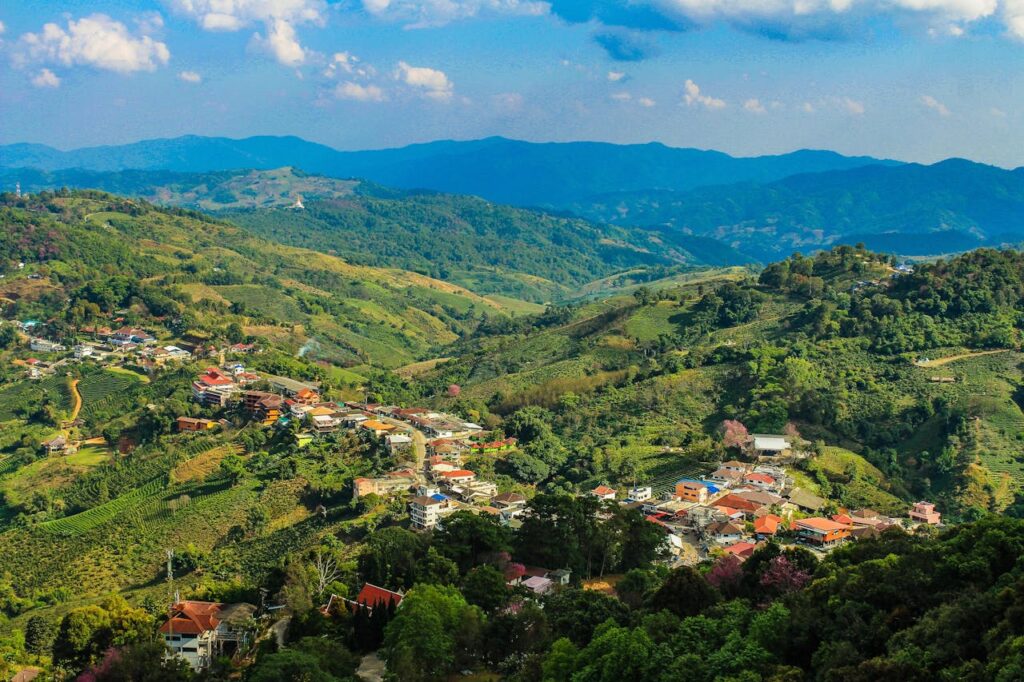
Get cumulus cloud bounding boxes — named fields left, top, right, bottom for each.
left=31, top=68, right=61, bottom=88
left=743, top=97, right=766, bottom=113
left=18, top=14, right=170, bottom=74
left=607, top=70, right=626, bottom=81
left=921, top=94, right=951, bottom=116
left=396, top=61, right=453, bottom=100
left=610, top=91, right=632, bottom=101
left=839, top=96, right=865, bottom=115
left=170, top=0, right=324, bottom=65
left=362, top=0, right=547, bottom=28
left=178, top=70, right=202, bottom=83
left=336, top=81, right=386, bottom=101
left=252, top=18, right=306, bottom=65
left=638, top=96, right=656, bottom=107
left=683, top=79, right=726, bottom=109
left=547, top=0, right=1020, bottom=56
left=991, top=106, right=1007, bottom=117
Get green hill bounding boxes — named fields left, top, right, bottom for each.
left=0, top=189, right=516, bottom=369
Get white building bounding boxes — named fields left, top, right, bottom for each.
left=160, top=601, right=254, bottom=671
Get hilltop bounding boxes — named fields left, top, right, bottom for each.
left=0, top=189, right=517, bottom=370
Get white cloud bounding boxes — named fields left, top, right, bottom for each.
left=170, top=0, right=324, bottom=65
left=362, top=0, right=547, bottom=28
left=920, top=94, right=951, bottom=116
left=396, top=61, right=453, bottom=100
left=839, top=96, right=865, bottom=114
left=638, top=96, right=656, bottom=107
left=252, top=18, right=306, bottom=66
left=743, top=97, right=766, bottom=113
left=18, top=14, right=170, bottom=74
left=0, top=21, right=6, bottom=35
left=335, top=81, right=386, bottom=101
left=178, top=70, right=202, bottom=83
left=607, top=70, right=626, bottom=81
left=991, top=106, right=1007, bottom=117
left=31, top=68, right=61, bottom=88
left=610, top=91, right=632, bottom=101
left=492, top=92, right=524, bottom=111
left=801, top=101, right=816, bottom=113
left=1008, top=0, right=1024, bottom=37
left=683, top=79, right=726, bottom=109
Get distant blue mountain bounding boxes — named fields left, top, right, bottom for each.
left=0, top=135, right=900, bottom=207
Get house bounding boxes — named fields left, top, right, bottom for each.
left=591, top=485, right=617, bottom=501
left=675, top=480, right=709, bottom=504
left=192, top=368, right=238, bottom=406
left=707, top=467, right=744, bottom=487
left=294, top=387, right=321, bottom=405
left=722, top=541, right=759, bottom=561
left=353, top=583, right=404, bottom=611
left=386, top=433, right=414, bottom=454
left=110, top=327, right=156, bottom=345
left=522, top=576, right=554, bottom=596
left=243, top=391, right=285, bottom=426
left=720, top=460, right=749, bottom=473
left=41, top=435, right=67, bottom=453
left=73, top=344, right=95, bottom=359
left=732, top=490, right=783, bottom=508
left=492, top=492, right=527, bottom=512
left=160, top=601, right=255, bottom=671
left=29, top=338, right=65, bottom=353
left=795, top=518, right=851, bottom=548
left=439, top=469, right=477, bottom=485
left=705, top=520, right=745, bottom=545
left=360, top=419, right=397, bottom=437
left=787, top=488, right=826, bottom=513
left=909, top=501, right=941, bottom=525
left=409, top=494, right=455, bottom=530
left=310, top=412, right=343, bottom=434
left=753, top=514, right=782, bottom=537
left=750, top=434, right=791, bottom=457
left=352, top=474, right=417, bottom=500
left=713, top=493, right=765, bottom=517
left=266, top=374, right=321, bottom=398
left=177, top=416, right=217, bottom=432
left=627, top=486, right=653, bottom=502
left=743, top=472, right=778, bottom=490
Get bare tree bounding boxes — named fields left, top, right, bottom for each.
left=313, top=551, right=341, bottom=597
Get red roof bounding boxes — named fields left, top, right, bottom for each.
left=592, top=485, right=617, bottom=496
left=198, top=368, right=232, bottom=386
left=832, top=513, right=854, bottom=525
left=797, top=517, right=850, bottom=532
left=356, top=583, right=404, bottom=610
left=441, top=469, right=476, bottom=478
left=754, top=514, right=782, bottom=535
left=158, top=601, right=224, bottom=635
left=744, top=473, right=776, bottom=484
left=714, top=493, right=762, bottom=514
left=723, top=542, right=758, bottom=559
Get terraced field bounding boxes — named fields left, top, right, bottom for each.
left=0, top=375, right=72, bottom=421
left=77, top=369, right=145, bottom=420
left=40, top=479, right=164, bottom=536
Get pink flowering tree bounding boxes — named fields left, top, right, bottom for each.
left=719, top=420, right=750, bottom=451
left=759, top=555, right=811, bottom=596
left=706, top=554, right=744, bottom=598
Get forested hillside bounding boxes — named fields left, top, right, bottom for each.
left=571, top=159, right=1024, bottom=260
left=0, top=189, right=514, bottom=370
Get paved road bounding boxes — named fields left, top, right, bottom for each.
left=378, top=416, right=427, bottom=469
left=357, top=652, right=386, bottom=682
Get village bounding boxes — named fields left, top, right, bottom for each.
left=3, top=319, right=948, bottom=676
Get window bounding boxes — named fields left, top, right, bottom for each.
left=182, top=647, right=198, bottom=653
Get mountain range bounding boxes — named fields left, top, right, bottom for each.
left=3, top=135, right=1024, bottom=263
left=0, top=135, right=899, bottom=206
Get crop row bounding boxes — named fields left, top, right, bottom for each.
left=39, top=479, right=164, bottom=536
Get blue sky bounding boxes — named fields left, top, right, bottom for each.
left=1, top=0, right=1022, bottom=166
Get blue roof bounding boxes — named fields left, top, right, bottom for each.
left=676, top=478, right=720, bottom=495
left=430, top=493, right=448, bottom=502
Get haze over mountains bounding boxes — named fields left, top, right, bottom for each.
left=3, top=135, right=1024, bottom=264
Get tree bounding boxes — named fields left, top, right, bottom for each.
left=220, top=454, right=247, bottom=484
left=543, top=589, right=629, bottom=645
left=24, top=615, right=54, bottom=659
left=52, top=597, right=154, bottom=672
left=434, top=511, right=512, bottom=573
left=506, top=451, right=550, bottom=483
left=615, top=569, right=659, bottom=610
left=76, top=641, right=194, bottom=681
left=248, top=637, right=358, bottom=682
left=245, top=506, right=269, bottom=537
left=651, top=566, right=719, bottom=619
left=462, top=565, right=512, bottom=613
left=383, top=585, right=483, bottom=682
left=358, top=527, right=428, bottom=590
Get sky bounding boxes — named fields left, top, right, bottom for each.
left=0, top=0, right=1022, bottom=167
